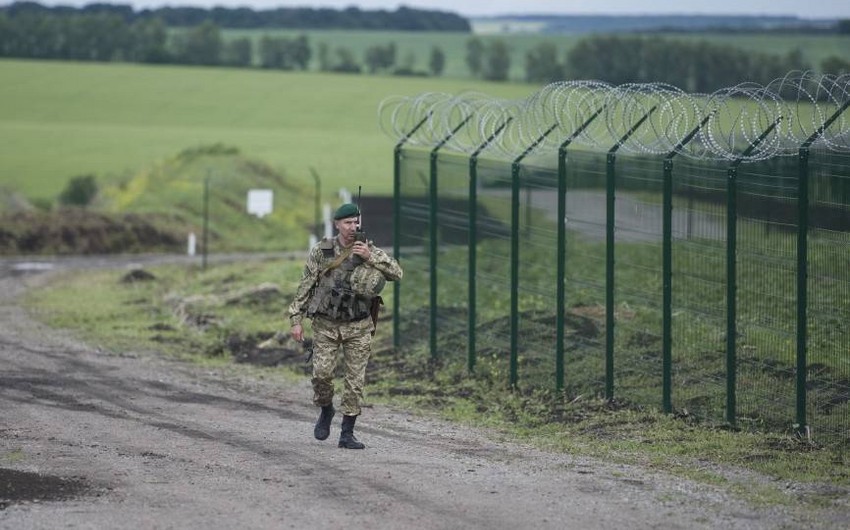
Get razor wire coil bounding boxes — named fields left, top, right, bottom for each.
left=379, top=72, right=850, bottom=162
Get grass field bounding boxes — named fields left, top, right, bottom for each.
left=0, top=59, right=533, bottom=202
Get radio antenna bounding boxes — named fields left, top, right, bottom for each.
left=356, top=186, right=362, bottom=225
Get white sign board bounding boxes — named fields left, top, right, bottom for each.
left=247, top=189, right=273, bottom=218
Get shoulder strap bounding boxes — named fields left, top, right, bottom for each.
left=320, top=247, right=353, bottom=276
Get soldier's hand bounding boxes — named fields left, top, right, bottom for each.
left=291, top=323, right=304, bottom=342
left=352, top=241, right=371, bottom=261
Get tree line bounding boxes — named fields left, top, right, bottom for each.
left=0, top=2, right=470, bottom=31
left=0, top=11, right=448, bottom=74
left=467, top=35, right=849, bottom=90
left=519, top=35, right=850, bottom=91
left=1, top=7, right=848, bottom=88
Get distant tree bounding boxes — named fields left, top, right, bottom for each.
left=79, top=3, right=134, bottom=20
left=638, top=36, right=692, bottom=86
left=838, top=19, right=850, bottom=34
left=782, top=48, right=810, bottom=72
left=465, top=37, right=483, bottom=78
left=58, top=175, right=98, bottom=207
left=0, top=14, right=11, bottom=55
left=258, top=34, right=310, bottom=69
left=393, top=51, right=427, bottom=76
left=1, top=12, right=56, bottom=58
left=524, top=41, right=562, bottom=83
left=176, top=20, right=222, bottom=66
left=483, top=39, right=510, bottom=82
left=258, top=36, right=285, bottom=68
left=147, top=6, right=209, bottom=27
left=129, top=17, right=169, bottom=63
left=564, top=35, right=608, bottom=82
left=332, top=46, right=361, bottom=73
left=821, top=55, right=850, bottom=75
left=222, top=37, right=251, bottom=67
left=364, top=42, right=396, bottom=73
left=400, top=50, right=416, bottom=70
left=428, top=45, right=445, bottom=76
left=290, top=34, right=311, bottom=70
left=64, top=13, right=130, bottom=61
left=317, top=41, right=330, bottom=71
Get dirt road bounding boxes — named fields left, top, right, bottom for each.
left=0, top=257, right=844, bottom=529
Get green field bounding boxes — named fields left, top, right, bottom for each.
left=0, top=59, right=533, bottom=202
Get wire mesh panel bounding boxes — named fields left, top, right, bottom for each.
left=396, top=149, right=431, bottom=349
left=472, top=158, right=514, bottom=375
left=562, top=149, right=608, bottom=399
left=670, top=158, right=729, bottom=423
left=514, top=160, right=561, bottom=390
left=432, top=152, right=472, bottom=358
left=807, top=149, right=850, bottom=448
left=735, top=157, right=799, bottom=433
left=611, top=153, right=666, bottom=408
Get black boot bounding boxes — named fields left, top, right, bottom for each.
left=338, top=415, right=365, bottom=449
left=314, top=404, right=335, bottom=441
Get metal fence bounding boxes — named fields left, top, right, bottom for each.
left=382, top=72, right=850, bottom=447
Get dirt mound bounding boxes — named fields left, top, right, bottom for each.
left=0, top=209, right=186, bottom=255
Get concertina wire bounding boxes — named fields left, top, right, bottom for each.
left=378, top=71, right=850, bottom=162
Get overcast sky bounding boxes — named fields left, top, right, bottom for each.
left=21, top=1, right=850, bottom=19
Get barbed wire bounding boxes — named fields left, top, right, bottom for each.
left=378, top=72, right=850, bottom=162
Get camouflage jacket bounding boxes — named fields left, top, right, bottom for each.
left=288, top=236, right=403, bottom=326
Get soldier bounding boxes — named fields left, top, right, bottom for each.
left=288, top=202, right=403, bottom=449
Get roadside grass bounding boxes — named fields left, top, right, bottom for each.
left=22, top=258, right=850, bottom=512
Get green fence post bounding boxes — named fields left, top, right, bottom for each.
left=605, top=153, right=616, bottom=400
left=725, top=163, right=738, bottom=427
left=604, top=106, right=657, bottom=401
left=556, top=107, right=605, bottom=392
left=662, top=156, right=673, bottom=412
left=794, top=99, right=850, bottom=436
left=393, top=114, right=430, bottom=350
left=202, top=172, right=210, bottom=271
left=510, top=123, right=559, bottom=388
left=725, top=116, right=783, bottom=428
left=429, top=115, right=473, bottom=360
left=468, top=119, right=512, bottom=373
left=796, top=146, right=810, bottom=436
left=662, top=114, right=712, bottom=413
left=429, top=149, right=438, bottom=360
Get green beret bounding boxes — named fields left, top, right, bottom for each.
left=333, top=203, right=360, bottom=220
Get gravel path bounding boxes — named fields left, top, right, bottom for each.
left=0, top=257, right=845, bottom=529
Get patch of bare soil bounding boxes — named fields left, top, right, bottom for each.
left=0, top=468, right=102, bottom=510
left=0, top=209, right=186, bottom=254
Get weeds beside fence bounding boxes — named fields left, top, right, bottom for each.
left=383, top=73, right=850, bottom=448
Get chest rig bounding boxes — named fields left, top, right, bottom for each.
left=306, top=239, right=371, bottom=322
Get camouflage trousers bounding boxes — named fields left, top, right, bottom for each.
left=310, top=316, right=374, bottom=416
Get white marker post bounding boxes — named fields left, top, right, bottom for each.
left=247, top=189, right=274, bottom=218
